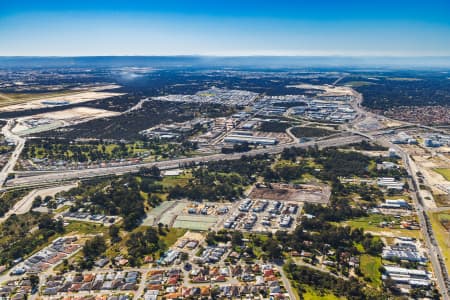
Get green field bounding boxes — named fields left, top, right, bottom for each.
left=342, top=214, right=421, bottom=239
left=360, top=254, right=382, bottom=287
left=301, top=286, right=344, bottom=300
left=434, top=168, right=450, bottom=181
left=65, top=221, right=109, bottom=235
left=159, top=227, right=187, bottom=247
left=161, top=173, right=192, bottom=188
left=428, top=211, right=450, bottom=271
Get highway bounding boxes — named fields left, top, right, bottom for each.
left=341, top=87, right=450, bottom=297
left=398, top=147, right=449, bottom=299
left=0, top=119, right=25, bottom=187
left=0, top=86, right=448, bottom=298
left=5, top=134, right=364, bottom=188
left=368, top=136, right=450, bottom=299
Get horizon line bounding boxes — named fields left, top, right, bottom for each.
left=1, top=54, right=450, bottom=58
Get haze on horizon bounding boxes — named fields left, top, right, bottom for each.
left=0, top=0, right=450, bottom=57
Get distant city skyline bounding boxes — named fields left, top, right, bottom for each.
left=1, top=0, right=450, bottom=56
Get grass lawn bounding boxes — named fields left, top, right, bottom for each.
left=159, top=227, right=187, bottom=247
left=428, top=211, right=450, bottom=271
left=161, top=173, right=192, bottom=188
left=301, top=286, right=344, bottom=300
left=342, top=214, right=421, bottom=239
left=360, top=254, right=382, bottom=288
left=434, top=168, right=450, bottom=181
left=354, top=243, right=365, bottom=253
left=65, top=221, right=108, bottom=235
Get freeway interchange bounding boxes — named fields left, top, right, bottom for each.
left=0, top=94, right=449, bottom=298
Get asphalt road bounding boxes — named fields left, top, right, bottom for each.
left=1, top=88, right=448, bottom=297
left=0, top=119, right=25, bottom=187
left=402, top=150, right=449, bottom=299
left=375, top=137, right=449, bottom=299
left=0, top=183, right=77, bottom=225
left=5, top=135, right=363, bottom=188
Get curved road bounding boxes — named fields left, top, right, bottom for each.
left=0, top=120, right=25, bottom=187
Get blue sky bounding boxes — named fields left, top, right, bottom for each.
left=1, top=0, right=450, bottom=56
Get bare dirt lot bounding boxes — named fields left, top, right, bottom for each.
left=249, top=183, right=331, bottom=204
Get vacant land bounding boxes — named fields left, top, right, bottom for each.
left=434, top=194, right=450, bottom=207
left=429, top=211, right=450, bottom=271
left=249, top=183, right=331, bottom=204
left=302, top=287, right=344, bottom=300
left=360, top=254, right=382, bottom=287
left=342, top=214, right=421, bottom=239
left=434, top=168, right=450, bottom=181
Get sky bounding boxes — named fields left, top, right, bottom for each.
left=0, top=0, right=450, bottom=56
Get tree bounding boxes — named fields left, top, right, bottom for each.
left=82, top=235, right=106, bottom=269
left=29, top=274, right=39, bottom=289
left=32, top=196, right=42, bottom=208
left=38, top=215, right=64, bottom=234
left=262, top=238, right=282, bottom=259
left=180, top=252, right=189, bottom=261
left=231, top=231, right=243, bottom=246
left=109, top=225, right=121, bottom=243
left=206, top=232, right=217, bottom=246
left=139, top=166, right=161, bottom=178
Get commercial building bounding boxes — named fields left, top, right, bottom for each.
left=377, top=177, right=404, bottom=191
left=380, top=199, right=410, bottom=209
